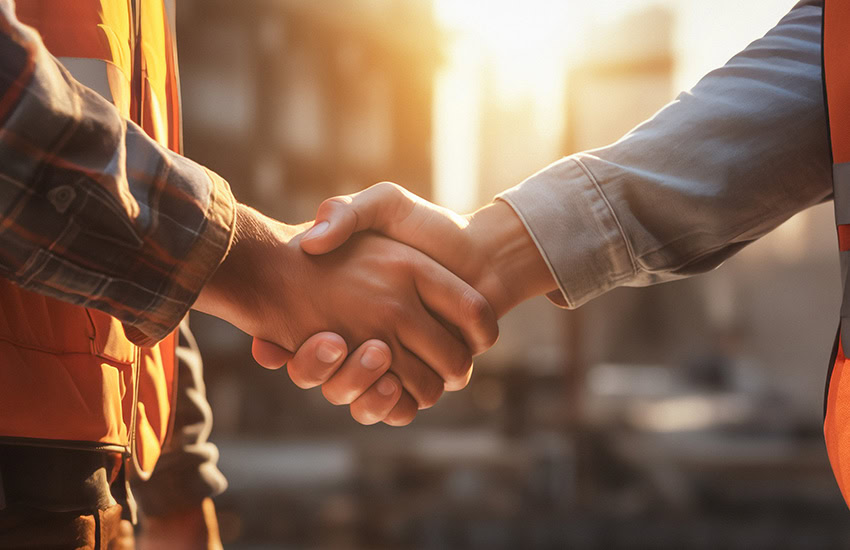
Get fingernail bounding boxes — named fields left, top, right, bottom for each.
left=361, top=346, right=387, bottom=370
left=316, top=341, right=343, bottom=364
left=377, top=377, right=397, bottom=396
left=303, top=221, right=329, bottom=241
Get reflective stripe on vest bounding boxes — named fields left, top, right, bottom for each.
left=823, top=0, right=850, bottom=509
left=0, top=0, right=180, bottom=476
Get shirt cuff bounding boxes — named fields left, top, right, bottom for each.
left=123, top=168, right=236, bottom=347
left=496, top=155, right=636, bottom=309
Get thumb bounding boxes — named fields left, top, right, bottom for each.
left=299, top=195, right=360, bottom=255
left=251, top=337, right=293, bottom=370
left=300, top=182, right=415, bottom=255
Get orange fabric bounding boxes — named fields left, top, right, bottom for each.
left=824, top=0, right=850, bottom=508
left=15, top=1, right=133, bottom=80
left=135, top=332, right=177, bottom=474
left=825, top=338, right=850, bottom=505
left=824, top=0, right=850, bottom=163
left=839, top=225, right=850, bottom=251
left=162, top=13, right=182, bottom=150
left=134, top=0, right=182, bottom=150
left=0, top=0, right=180, bottom=474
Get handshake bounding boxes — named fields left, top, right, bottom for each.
left=194, top=183, right=557, bottom=426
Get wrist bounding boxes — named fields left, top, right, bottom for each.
left=465, top=200, right=556, bottom=317
left=194, top=204, right=299, bottom=340
left=194, top=203, right=253, bottom=319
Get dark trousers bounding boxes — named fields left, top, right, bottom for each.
left=0, top=446, right=134, bottom=549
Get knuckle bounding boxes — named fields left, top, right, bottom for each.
left=374, top=181, right=403, bottom=198
left=380, top=300, right=408, bottom=323
left=387, top=254, right=413, bottom=275
left=315, top=195, right=350, bottom=220
left=462, top=290, right=491, bottom=326
left=462, top=291, right=499, bottom=350
left=322, top=195, right=352, bottom=209
left=372, top=182, right=415, bottom=222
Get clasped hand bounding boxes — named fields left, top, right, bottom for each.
left=196, top=183, right=556, bottom=425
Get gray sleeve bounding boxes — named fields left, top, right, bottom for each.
left=131, top=319, right=228, bottom=516
left=498, top=0, right=832, bottom=308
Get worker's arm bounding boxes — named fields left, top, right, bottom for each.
left=297, top=0, right=832, bottom=316
left=0, top=1, right=235, bottom=346
left=0, top=1, right=500, bottom=427
left=496, top=0, right=831, bottom=308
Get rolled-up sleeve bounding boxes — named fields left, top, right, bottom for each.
left=0, top=1, right=235, bottom=346
left=498, top=0, right=831, bottom=308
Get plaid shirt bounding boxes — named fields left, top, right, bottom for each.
left=0, top=2, right=236, bottom=346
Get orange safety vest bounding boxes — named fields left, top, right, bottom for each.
left=823, top=0, right=850, bottom=509
left=0, top=0, right=182, bottom=477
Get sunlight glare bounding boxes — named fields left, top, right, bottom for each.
left=434, top=0, right=577, bottom=102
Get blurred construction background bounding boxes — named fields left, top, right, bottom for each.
left=175, top=0, right=850, bottom=547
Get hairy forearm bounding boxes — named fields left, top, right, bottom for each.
left=193, top=204, right=304, bottom=343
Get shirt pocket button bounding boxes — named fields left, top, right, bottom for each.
left=47, top=185, right=76, bottom=214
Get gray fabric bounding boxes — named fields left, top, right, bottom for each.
left=498, top=0, right=832, bottom=308
left=130, top=319, right=228, bottom=517
left=833, top=163, right=850, bottom=225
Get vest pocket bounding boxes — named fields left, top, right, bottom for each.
left=86, top=309, right=137, bottom=364
left=0, top=280, right=96, bottom=355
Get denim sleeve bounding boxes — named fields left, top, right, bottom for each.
left=130, top=319, right=228, bottom=516
left=498, top=0, right=831, bottom=308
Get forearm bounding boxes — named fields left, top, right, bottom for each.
left=499, top=0, right=831, bottom=308
left=193, top=203, right=301, bottom=343
left=0, top=2, right=236, bottom=345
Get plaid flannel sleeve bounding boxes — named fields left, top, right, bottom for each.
left=0, top=2, right=236, bottom=346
